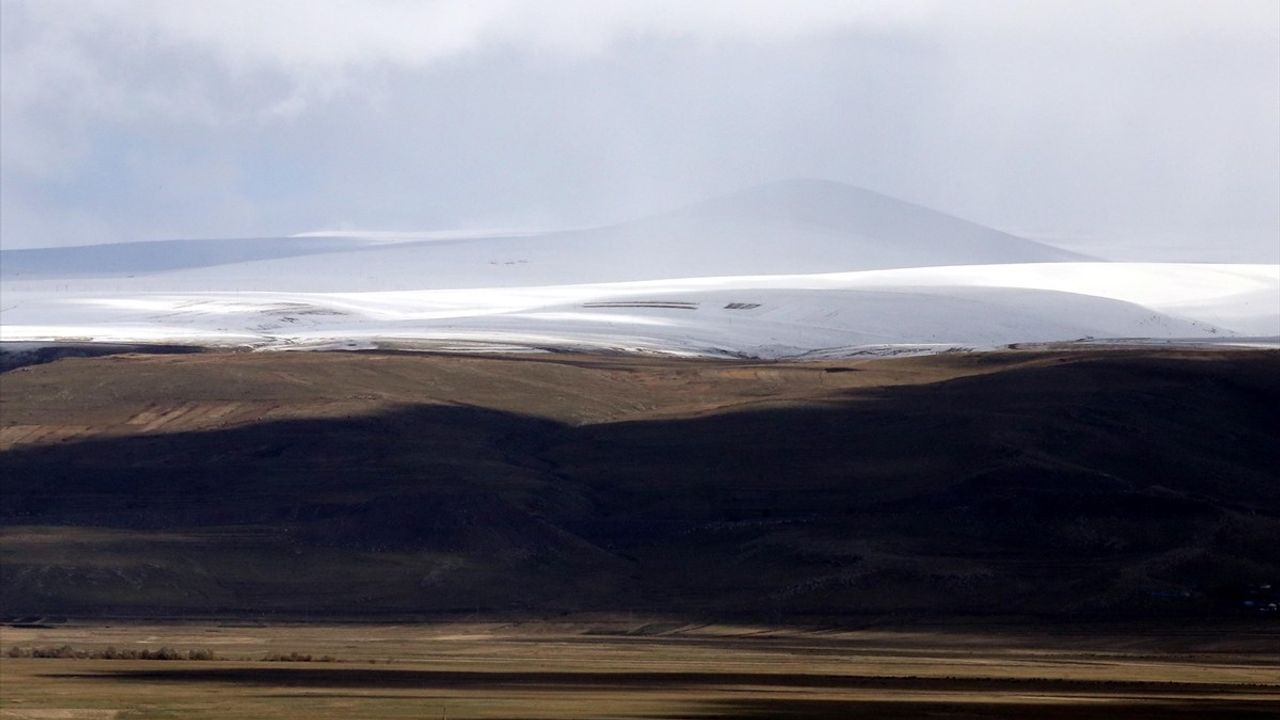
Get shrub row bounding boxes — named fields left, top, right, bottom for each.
left=5, top=645, right=218, bottom=660
left=4, top=646, right=344, bottom=662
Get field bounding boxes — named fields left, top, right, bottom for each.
left=3, top=621, right=1279, bottom=719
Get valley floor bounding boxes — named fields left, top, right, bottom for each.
left=2, top=621, right=1279, bottom=719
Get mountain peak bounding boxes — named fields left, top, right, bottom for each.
left=637, top=178, right=1091, bottom=265
left=674, top=178, right=975, bottom=226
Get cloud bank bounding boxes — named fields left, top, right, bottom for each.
left=2, top=0, right=1277, bottom=260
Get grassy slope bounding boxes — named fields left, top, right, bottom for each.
left=1, top=349, right=1277, bottom=619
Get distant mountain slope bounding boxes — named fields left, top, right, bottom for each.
left=0, top=237, right=372, bottom=279
left=9, top=181, right=1267, bottom=355
left=154, top=179, right=1089, bottom=291
left=602, top=177, right=1089, bottom=271
left=0, top=180, right=1088, bottom=291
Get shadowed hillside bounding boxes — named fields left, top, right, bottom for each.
left=1, top=349, right=1277, bottom=620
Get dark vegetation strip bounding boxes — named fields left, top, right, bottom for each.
left=0, top=343, right=207, bottom=372
left=675, top=698, right=1280, bottom=720
left=46, top=667, right=1280, bottom=695
left=6, top=646, right=340, bottom=662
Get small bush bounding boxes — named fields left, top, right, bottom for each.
left=32, top=645, right=79, bottom=658
left=264, top=651, right=313, bottom=662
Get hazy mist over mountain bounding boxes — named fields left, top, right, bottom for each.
left=2, top=0, right=1277, bottom=262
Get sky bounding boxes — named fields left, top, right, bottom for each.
left=2, top=0, right=1278, bottom=261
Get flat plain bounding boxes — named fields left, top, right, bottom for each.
left=3, top=621, right=1279, bottom=719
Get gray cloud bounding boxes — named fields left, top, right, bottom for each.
left=2, top=0, right=1277, bottom=261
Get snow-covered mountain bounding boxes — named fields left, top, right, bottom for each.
left=2, top=179, right=1087, bottom=292
left=2, top=180, right=1275, bottom=358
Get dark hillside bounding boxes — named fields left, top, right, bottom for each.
left=1, top=350, right=1277, bottom=620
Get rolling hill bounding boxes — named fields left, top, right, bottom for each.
left=2, top=349, right=1277, bottom=619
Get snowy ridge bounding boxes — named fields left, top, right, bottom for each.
left=2, top=264, right=1274, bottom=359
left=2, top=181, right=1275, bottom=358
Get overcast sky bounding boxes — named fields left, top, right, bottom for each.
left=2, top=0, right=1277, bottom=260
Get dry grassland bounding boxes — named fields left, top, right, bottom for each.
left=2, top=622, right=1278, bottom=719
